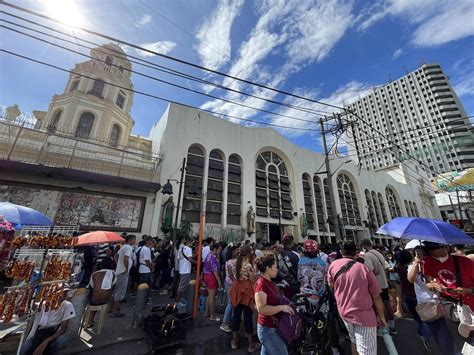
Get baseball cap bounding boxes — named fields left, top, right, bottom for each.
left=281, top=234, right=294, bottom=245
left=304, top=239, right=319, bottom=253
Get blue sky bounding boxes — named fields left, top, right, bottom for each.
left=1, top=0, right=473, bottom=153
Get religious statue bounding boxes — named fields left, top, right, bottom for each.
left=161, top=196, right=175, bottom=234
left=247, top=206, right=256, bottom=235
left=300, top=213, right=308, bottom=237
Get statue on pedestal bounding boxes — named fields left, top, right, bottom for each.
left=247, top=206, right=256, bottom=235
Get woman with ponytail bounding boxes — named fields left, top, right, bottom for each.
left=255, top=255, right=294, bottom=355
left=229, top=244, right=259, bottom=352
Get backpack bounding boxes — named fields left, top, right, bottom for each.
left=277, top=252, right=300, bottom=291
left=129, top=246, right=143, bottom=281
left=273, top=289, right=302, bottom=344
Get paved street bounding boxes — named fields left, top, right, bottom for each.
left=54, top=290, right=467, bottom=355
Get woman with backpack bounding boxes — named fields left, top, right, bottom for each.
left=229, top=244, right=259, bottom=352
left=255, top=254, right=294, bottom=355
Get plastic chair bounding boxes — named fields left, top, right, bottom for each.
left=82, top=303, right=108, bottom=335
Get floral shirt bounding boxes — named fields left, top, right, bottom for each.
left=232, top=261, right=253, bottom=281
left=203, top=253, right=219, bottom=274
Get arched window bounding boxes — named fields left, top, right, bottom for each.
left=377, top=193, right=388, bottom=223
left=206, top=149, right=224, bottom=224
left=337, top=173, right=361, bottom=226
left=386, top=187, right=402, bottom=219
left=412, top=202, right=419, bottom=217
left=90, top=79, right=105, bottom=98
left=404, top=200, right=411, bottom=217
left=109, top=124, right=120, bottom=147
left=323, top=178, right=335, bottom=232
left=75, top=112, right=95, bottom=139
left=371, top=191, right=383, bottom=226
left=255, top=151, right=292, bottom=220
left=365, top=189, right=377, bottom=226
left=48, top=110, right=61, bottom=133
left=302, top=174, right=314, bottom=230
left=182, top=145, right=205, bottom=223
left=105, top=55, right=113, bottom=66
left=313, top=176, right=326, bottom=232
left=227, top=154, right=242, bottom=226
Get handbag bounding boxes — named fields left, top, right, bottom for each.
left=441, top=255, right=463, bottom=323
left=415, top=302, right=443, bottom=322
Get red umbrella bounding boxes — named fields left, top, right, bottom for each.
left=77, top=231, right=124, bottom=245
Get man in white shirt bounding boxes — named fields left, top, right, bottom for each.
left=138, top=236, right=154, bottom=286
left=111, top=234, right=136, bottom=318
left=202, top=237, right=213, bottom=263
left=361, top=239, right=396, bottom=334
left=176, top=235, right=195, bottom=303
left=20, top=284, right=76, bottom=355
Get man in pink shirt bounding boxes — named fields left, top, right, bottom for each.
left=327, top=242, right=386, bottom=355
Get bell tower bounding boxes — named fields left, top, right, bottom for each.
left=42, top=43, right=135, bottom=147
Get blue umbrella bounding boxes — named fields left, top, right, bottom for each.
left=0, top=202, right=52, bottom=226
left=376, top=217, right=474, bottom=245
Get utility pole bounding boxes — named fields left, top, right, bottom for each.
left=456, top=189, right=464, bottom=229
left=320, top=117, right=343, bottom=242
left=172, top=157, right=186, bottom=242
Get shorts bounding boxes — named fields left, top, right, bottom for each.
left=342, top=319, right=377, bottom=355
left=178, top=273, right=190, bottom=293
left=114, top=272, right=129, bottom=301
left=381, top=288, right=389, bottom=302
left=204, top=273, right=218, bottom=290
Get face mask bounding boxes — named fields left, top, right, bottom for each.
left=433, top=255, right=449, bottom=263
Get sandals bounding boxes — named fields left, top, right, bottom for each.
left=210, top=317, right=221, bottom=322
left=231, top=340, right=238, bottom=350
left=248, top=343, right=261, bottom=353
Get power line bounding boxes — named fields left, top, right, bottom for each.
left=0, top=48, right=321, bottom=132
left=1, top=23, right=323, bottom=125
left=0, top=11, right=332, bottom=117
left=346, top=109, right=466, bottom=187
left=1, top=1, right=346, bottom=111
left=343, top=139, right=440, bottom=195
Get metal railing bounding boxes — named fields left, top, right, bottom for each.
left=0, top=115, right=161, bottom=182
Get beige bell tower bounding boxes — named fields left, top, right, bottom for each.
left=42, top=43, right=135, bottom=147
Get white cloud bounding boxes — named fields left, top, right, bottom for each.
left=195, top=0, right=244, bottom=70
left=198, top=0, right=355, bottom=129
left=452, top=59, right=474, bottom=98
left=392, top=48, right=403, bottom=59
left=136, top=41, right=176, bottom=57
left=356, top=0, right=474, bottom=47
left=137, top=14, right=152, bottom=27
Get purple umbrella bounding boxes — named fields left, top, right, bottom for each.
left=376, top=217, right=474, bottom=245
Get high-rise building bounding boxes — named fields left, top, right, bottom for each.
left=345, top=63, right=474, bottom=177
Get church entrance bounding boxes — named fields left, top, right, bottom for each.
left=268, top=224, right=281, bottom=243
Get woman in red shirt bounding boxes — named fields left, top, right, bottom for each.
left=255, top=255, right=294, bottom=355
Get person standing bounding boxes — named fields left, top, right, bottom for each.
left=327, top=241, right=386, bottom=355
left=255, top=254, right=293, bottom=355
left=276, top=234, right=300, bottom=299
left=138, top=236, right=154, bottom=287
left=111, top=234, right=136, bottom=318
left=204, top=243, right=223, bottom=321
left=176, top=235, right=195, bottom=303
left=297, top=239, right=327, bottom=303
left=361, top=239, right=396, bottom=334
left=220, top=245, right=238, bottom=333
left=230, top=244, right=259, bottom=352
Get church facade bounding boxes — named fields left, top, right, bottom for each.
left=150, top=103, right=441, bottom=245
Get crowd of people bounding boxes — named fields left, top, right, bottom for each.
left=20, top=230, right=473, bottom=355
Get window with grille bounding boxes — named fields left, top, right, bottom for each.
left=313, top=176, right=327, bottom=232
left=337, top=173, right=361, bottom=226
left=75, top=112, right=95, bottom=139
left=90, top=79, right=105, bottom=98
left=105, top=56, right=113, bottom=66
left=109, top=124, right=120, bottom=147
left=255, top=151, right=292, bottom=220
left=302, top=174, right=314, bottom=230
left=206, top=149, right=224, bottom=224
left=181, top=145, right=205, bottom=223
left=70, top=79, right=80, bottom=92
left=227, top=154, right=242, bottom=225
left=116, top=92, right=126, bottom=109
left=386, top=187, right=402, bottom=219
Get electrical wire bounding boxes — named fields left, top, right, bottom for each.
left=1, top=2, right=346, bottom=111
left=0, top=14, right=336, bottom=119
left=0, top=48, right=321, bottom=132
left=1, top=23, right=323, bottom=125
